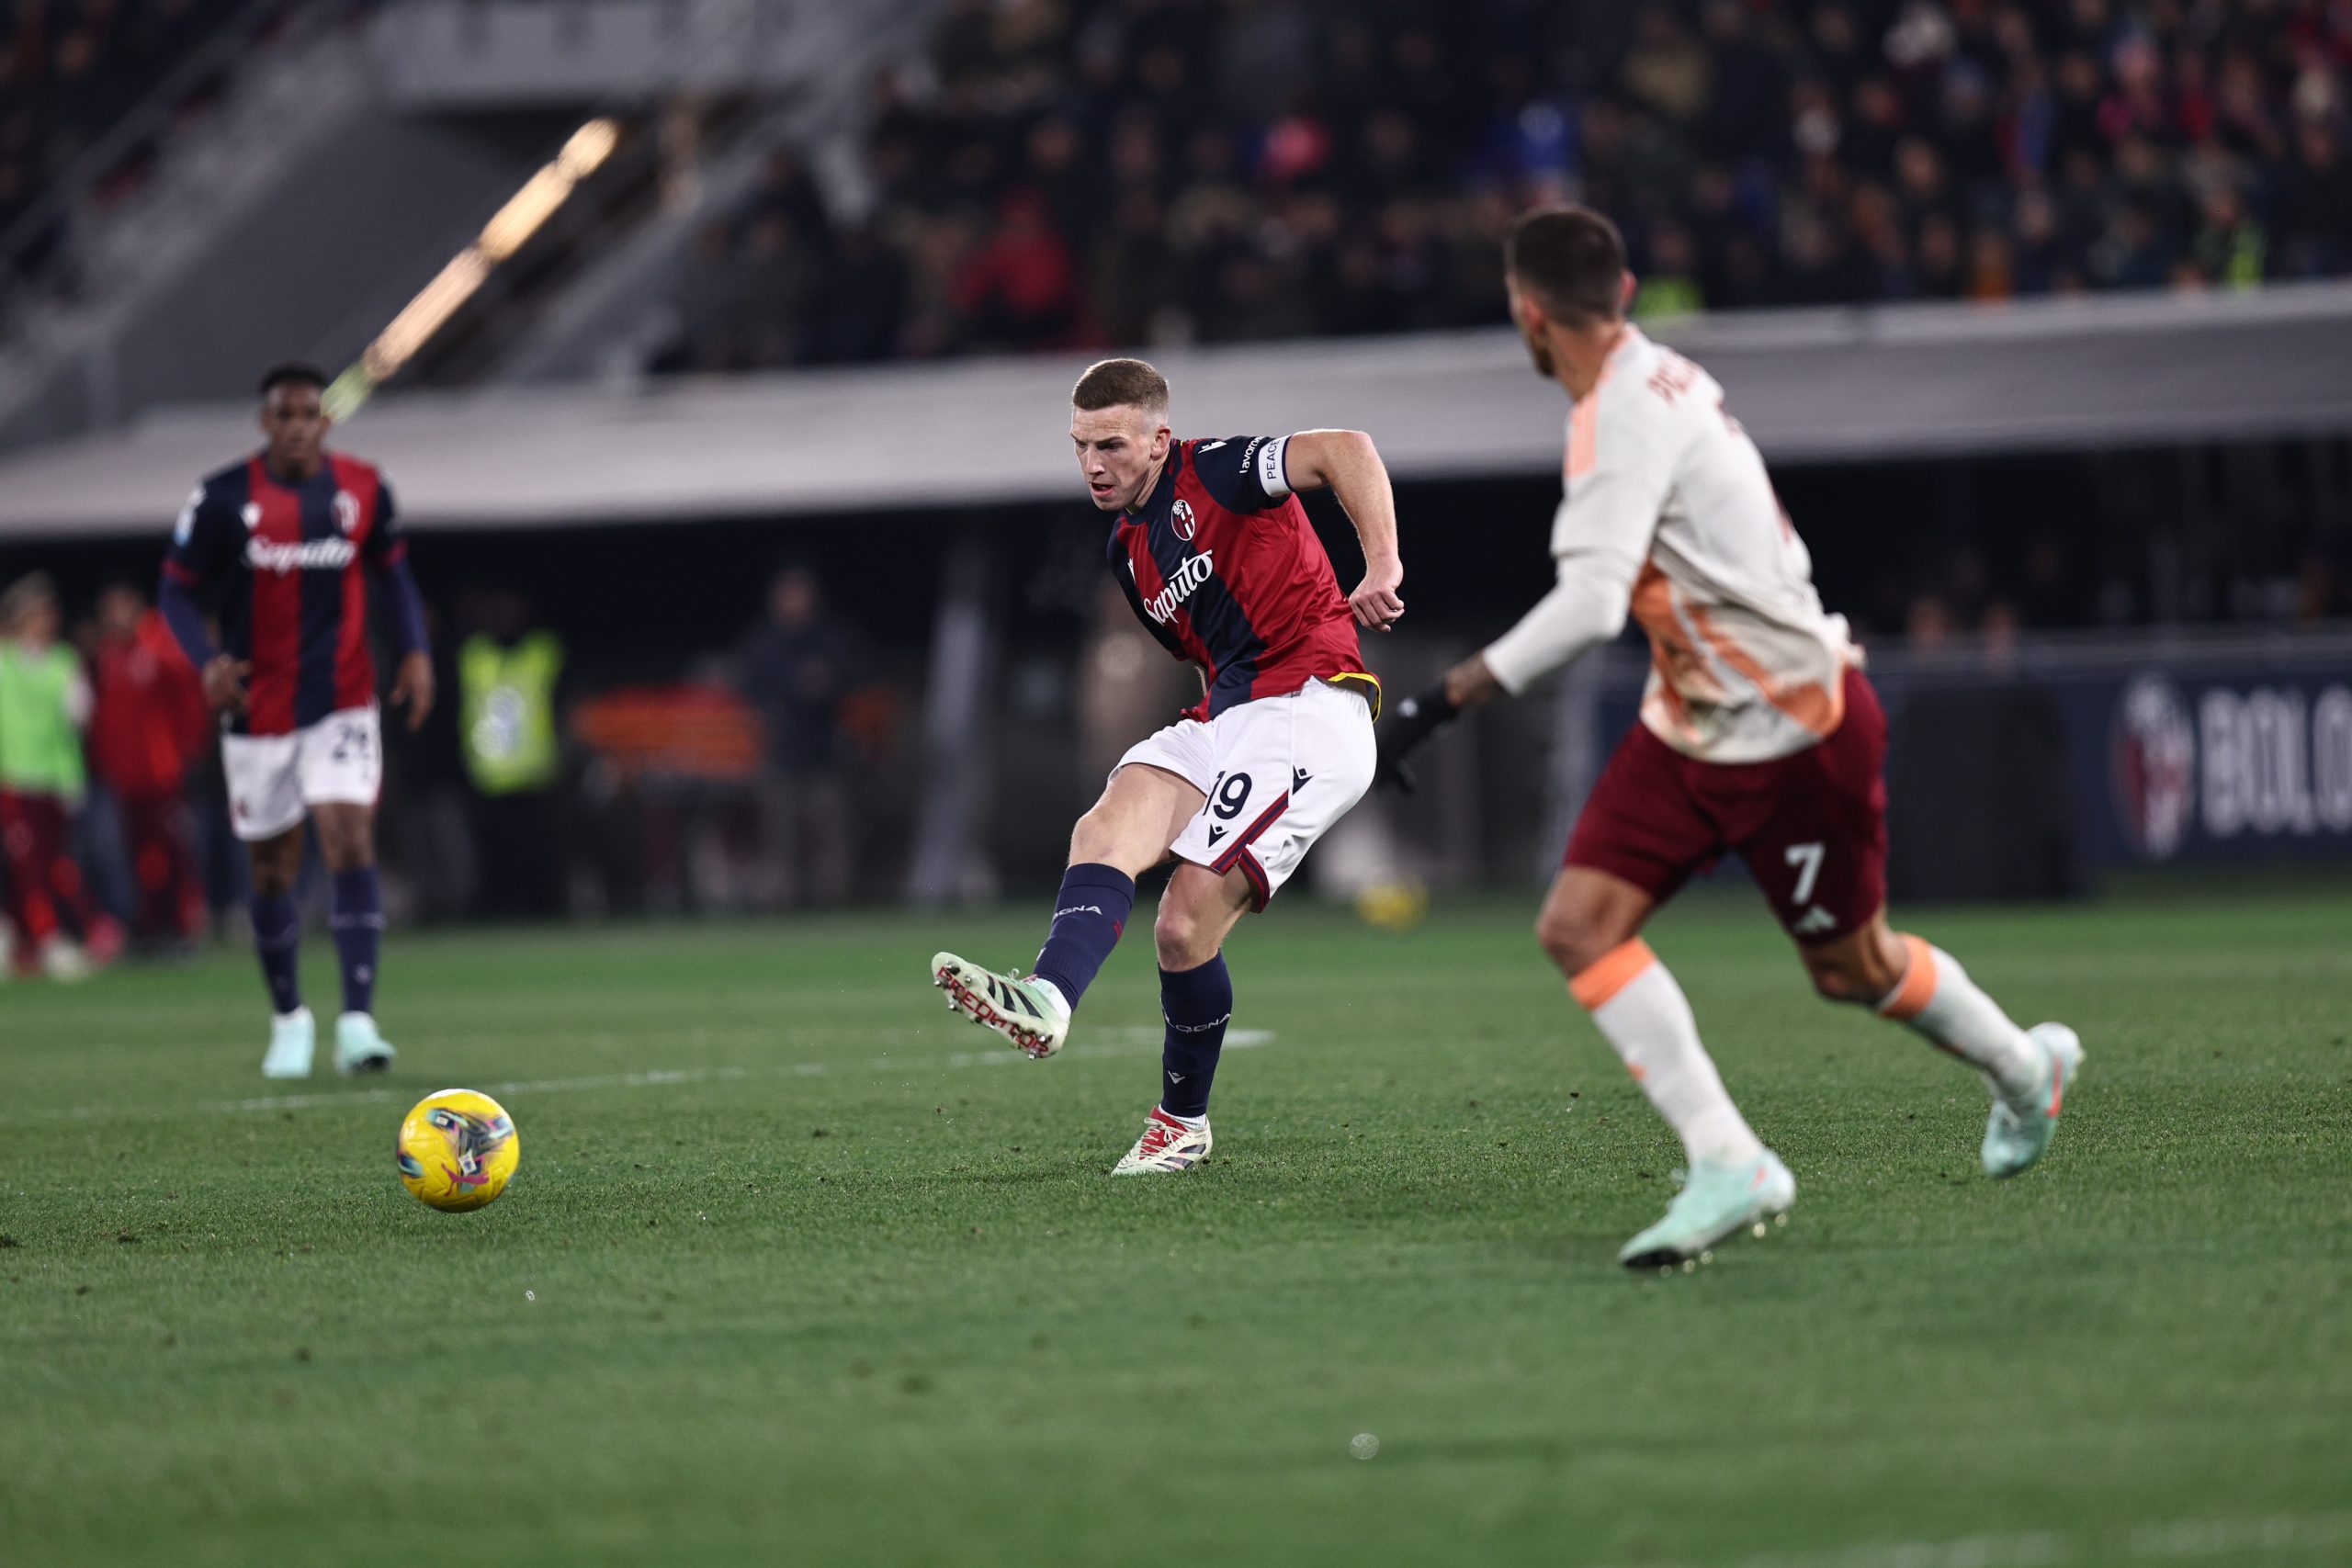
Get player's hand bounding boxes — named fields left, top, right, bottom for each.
left=1374, top=683, right=1459, bottom=794
left=390, top=650, right=435, bottom=732
left=201, top=656, right=250, bottom=717
left=1349, top=558, right=1405, bottom=632
left=1374, top=742, right=1421, bottom=795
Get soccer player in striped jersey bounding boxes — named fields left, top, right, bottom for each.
left=931, top=357, right=1404, bottom=1175
left=1379, top=209, right=2082, bottom=1268
left=159, top=364, right=434, bottom=1078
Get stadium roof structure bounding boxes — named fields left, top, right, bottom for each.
left=4, top=282, right=2352, bottom=540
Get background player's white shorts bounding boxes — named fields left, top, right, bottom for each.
left=220, top=705, right=382, bottom=842
left=1114, top=679, right=1375, bottom=909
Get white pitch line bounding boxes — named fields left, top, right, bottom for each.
left=2130, top=1511, right=2352, bottom=1560
left=1590, top=1510, right=2352, bottom=1568
left=27, top=1031, right=1273, bottom=1125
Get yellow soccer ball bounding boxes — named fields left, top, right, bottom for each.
left=396, top=1089, right=520, bottom=1212
left=1354, top=876, right=1430, bottom=934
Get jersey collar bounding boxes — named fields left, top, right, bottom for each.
left=1566, top=328, right=1645, bottom=416
left=255, top=450, right=336, bottom=491
left=1122, top=440, right=1184, bottom=530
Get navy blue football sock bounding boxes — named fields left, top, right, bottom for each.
left=250, top=891, right=302, bottom=1015
left=1158, top=953, right=1232, bottom=1120
left=329, top=866, right=383, bottom=1017
left=1031, top=863, right=1136, bottom=1010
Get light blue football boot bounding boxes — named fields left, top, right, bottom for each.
left=1982, top=1022, right=2083, bottom=1179
left=261, top=1007, right=315, bottom=1079
left=1619, top=1150, right=1797, bottom=1270
left=334, top=1011, right=396, bottom=1077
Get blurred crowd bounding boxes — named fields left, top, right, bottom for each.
left=0, top=1, right=243, bottom=251
left=0, top=561, right=890, bottom=980
left=662, top=0, right=2352, bottom=373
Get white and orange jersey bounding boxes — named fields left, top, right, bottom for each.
left=1482, top=326, right=1856, bottom=764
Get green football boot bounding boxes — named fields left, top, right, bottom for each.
left=334, top=1011, right=397, bottom=1077
left=1619, top=1150, right=1797, bottom=1270
left=1982, top=1022, right=2083, bottom=1179
left=931, top=953, right=1071, bottom=1058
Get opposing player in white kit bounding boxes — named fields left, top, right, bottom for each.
left=931, top=357, right=1403, bottom=1173
left=1380, top=209, right=2082, bottom=1267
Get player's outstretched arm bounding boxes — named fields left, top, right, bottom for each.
left=1377, top=411, right=1667, bottom=790
left=1374, top=555, right=1635, bottom=793
left=1283, top=429, right=1403, bottom=632
left=1374, top=655, right=1499, bottom=793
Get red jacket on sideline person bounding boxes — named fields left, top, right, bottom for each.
left=91, top=610, right=209, bottom=802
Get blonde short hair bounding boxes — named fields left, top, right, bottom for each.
left=1071, top=357, right=1170, bottom=418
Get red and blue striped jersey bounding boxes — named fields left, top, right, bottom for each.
left=1108, top=435, right=1377, bottom=723
left=163, top=451, right=403, bottom=737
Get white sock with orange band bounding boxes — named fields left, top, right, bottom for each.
left=1873, top=935, right=2040, bottom=1098
left=1571, top=939, right=1766, bottom=1168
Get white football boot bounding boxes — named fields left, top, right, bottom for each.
left=39, top=940, right=96, bottom=983
left=261, top=1007, right=316, bottom=1079
left=1112, top=1106, right=1213, bottom=1175
left=334, top=1012, right=396, bottom=1077
left=1982, top=1022, right=2083, bottom=1179
left=930, top=953, right=1070, bottom=1058
left=1619, top=1150, right=1797, bottom=1270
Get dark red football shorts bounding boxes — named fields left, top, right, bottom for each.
left=1565, top=667, right=1887, bottom=943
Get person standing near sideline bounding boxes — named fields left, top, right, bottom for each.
left=458, top=591, right=567, bottom=919
left=89, top=583, right=212, bottom=951
left=0, top=572, right=121, bottom=981
left=736, top=563, right=858, bottom=909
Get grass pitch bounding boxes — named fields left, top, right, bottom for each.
left=3, top=890, right=2349, bottom=1567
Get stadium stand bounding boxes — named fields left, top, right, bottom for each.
left=659, top=0, right=2352, bottom=371
left=1, top=2, right=258, bottom=278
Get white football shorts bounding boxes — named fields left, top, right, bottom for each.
left=1114, top=678, right=1376, bottom=908
left=220, top=705, right=383, bottom=842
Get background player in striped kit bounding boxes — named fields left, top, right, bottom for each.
left=159, top=364, right=434, bottom=1078
left=1380, top=209, right=2082, bottom=1268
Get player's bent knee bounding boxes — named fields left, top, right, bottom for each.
left=1800, top=950, right=1890, bottom=1005
left=1804, top=960, right=1864, bottom=1003
left=246, top=831, right=303, bottom=896
left=1153, top=906, right=1208, bottom=970
left=322, top=838, right=375, bottom=874
left=1068, top=805, right=1108, bottom=859
left=311, top=813, right=374, bottom=874
left=1534, top=908, right=1610, bottom=977
left=1069, top=800, right=1134, bottom=867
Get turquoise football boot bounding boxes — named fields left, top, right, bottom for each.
left=1619, top=1150, right=1797, bottom=1270
left=1982, top=1022, right=2083, bottom=1179
left=261, top=1007, right=316, bottom=1079
left=334, top=1011, right=397, bottom=1077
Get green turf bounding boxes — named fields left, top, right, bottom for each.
left=3, top=891, right=2349, bottom=1567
